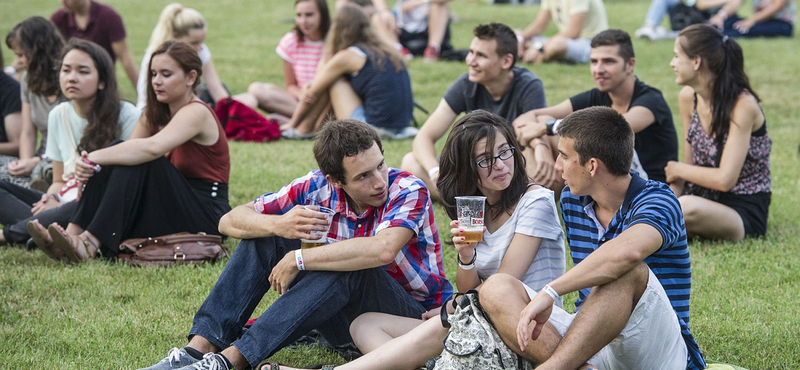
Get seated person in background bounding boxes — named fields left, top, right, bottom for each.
left=236, top=0, right=330, bottom=122
left=708, top=0, right=795, bottom=37
left=27, top=41, right=230, bottom=263
left=136, top=3, right=230, bottom=111
left=138, top=119, right=452, bottom=370
left=51, top=0, right=139, bottom=89
left=1, top=17, right=68, bottom=189
left=282, top=4, right=415, bottom=141
left=401, top=23, right=547, bottom=200
left=634, top=0, right=727, bottom=41
left=0, top=46, right=22, bottom=160
left=515, top=29, right=677, bottom=189
left=0, top=40, right=138, bottom=246
left=517, top=0, right=608, bottom=64
left=366, top=0, right=454, bottom=61
left=481, top=106, right=706, bottom=370
left=262, top=111, right=566, bottom=370
left=665, top=24, right=771, bottom=241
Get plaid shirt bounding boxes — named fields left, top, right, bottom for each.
left=254, top=168, right=453, bottom=309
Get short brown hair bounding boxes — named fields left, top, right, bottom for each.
left=591, top=29, right=634, bottom=62
left=558, top=106, right=633, bottom=176
left=473, top=23, right=518, bottom=66
left=314, top=119, right=383, bottom=184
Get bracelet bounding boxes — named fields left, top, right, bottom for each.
left=295, top=249, right=305, bottom=271
left=457, top=250, right=477, bottom=270
left=82, top=157, right=101, bottom=173
left=427, top=166, right=440, bottom=179
left=534, top=142, right=550, bottom=150
left=542, top=284, right=560, bottom=301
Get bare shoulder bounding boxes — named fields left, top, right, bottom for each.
left=732, top=91, right=763, bottom=130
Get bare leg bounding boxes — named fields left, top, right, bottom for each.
left=264, top=318, right=447, bottom=370
left=294, top=92, right=332, bottom=134
left=350, top=312, right=423, bottom=353
left=480, top=274, right=562, bottom=364
left=427, top=1, right=451, bottom=48
left=536, top=263, right=650, bottom=370
left=541, top=36, right=569, bottom=63
left=241, top=82, right=298, bottom=117
left=328, top=78, right=362, bottom=120
left=399, top=152, right=440, bottom=201
left=679, top=195, right=745, bottom=241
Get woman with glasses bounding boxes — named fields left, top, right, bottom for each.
left=262, top=110, right=565, bottom=370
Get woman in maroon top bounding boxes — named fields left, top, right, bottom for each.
left=29, top=40, right=231, bottom=262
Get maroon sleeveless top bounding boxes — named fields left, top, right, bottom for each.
left=163, top=101, right=230, bottom=183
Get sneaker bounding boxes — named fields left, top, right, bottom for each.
left=399, top=46, right=413, bottom=61
left=423, top=44, right=440, bottom=62
left=137, top=348, right=200, bottom=370
left=634, top=25, right=670, bottom=41
left=176, top=353, right=231, bottom=370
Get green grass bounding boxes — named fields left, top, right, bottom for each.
left=2, top=0, right=800, bottom=368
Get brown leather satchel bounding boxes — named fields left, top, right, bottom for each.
left=118, top=232, right=229, bottom=267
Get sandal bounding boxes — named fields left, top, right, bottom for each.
left=46, top=224, right=98, bottom=263
left=27, top=220, right=57, bottom=258
left=261, top=363, right=282, bottom=370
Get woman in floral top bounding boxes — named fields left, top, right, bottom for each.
left=665, top=24, right=771, bottom=241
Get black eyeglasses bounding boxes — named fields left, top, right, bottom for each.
left=476, top=147, right=515, bottom=169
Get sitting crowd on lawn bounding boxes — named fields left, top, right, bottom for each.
left=1, top=0, right=787, bottom=368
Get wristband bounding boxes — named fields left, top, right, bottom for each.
left=457, top=250, right=477, bottom=270
left=427, top=166, right=440, bottom=179
left=295, top=249, right=305, bottom=271
left=82, top=157, right=101, bottom=173
left=542, top=284, right=560, bottom=301
left=534, top=141, right=550, bottom=150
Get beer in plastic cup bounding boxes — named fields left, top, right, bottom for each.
left=301, top=206, right=335, bottom=249
left=455, top=196, right=486, bottom=243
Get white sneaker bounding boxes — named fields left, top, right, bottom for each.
left=634, top=25, right=659, bottom=41
left=137, top=348, right=201, bottom=370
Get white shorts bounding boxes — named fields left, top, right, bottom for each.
left=523, top=268, right=687, bottom=369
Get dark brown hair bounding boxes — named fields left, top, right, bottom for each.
left=61, top=39, right=122, bottom=153
left=144, top=40, right=203, bottom=130
left=591, top=29, right=635, bottom=63
left=678, top=24, right=759, bottom=146
left=437, top=110, right=529, bottom=220
left=14, top=17, right=64, bottom=96
left=557, top=106, right=633, bottom=176
left=294, top=0, right=331, bottom=42
left=473, top=23, right=518, bottom=66
left=313, top=119, right=383, bottom=184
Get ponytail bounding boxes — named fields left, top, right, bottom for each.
left=146, top=3, right=205, bottom=55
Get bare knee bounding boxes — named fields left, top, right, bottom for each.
left=248, top=82, right=278, bottom=97
left=678, top=195, right=702, bottom=228
left=480, top=273, right=526, bottom=313
left=350, top=312, right=385, bottom=349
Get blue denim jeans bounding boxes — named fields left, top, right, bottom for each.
left=723, top=15, right=794, bottom=37
left=643, top=0, right=681, bottom=27
left=189, top=237, right=427, bottom=368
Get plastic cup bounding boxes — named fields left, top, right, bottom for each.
left=301, top=206, right=335, bottom=249
left=455, top=196, right=486, bottom=243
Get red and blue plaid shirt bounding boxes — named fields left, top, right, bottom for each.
left=254, top=168, right=453, bottom=309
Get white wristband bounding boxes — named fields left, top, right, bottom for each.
left=458, top=261, right=476, bottom=270
left=427, top=166, right=440, bottom=179
left=542, top=284, right=560, bottom=301
left=295, top=249, right=305, bottom=271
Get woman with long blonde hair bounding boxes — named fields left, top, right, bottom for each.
left=281, top=3, right=415, bottom=140
left=135, top=3, right=229, bottom=110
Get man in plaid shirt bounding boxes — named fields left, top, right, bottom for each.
left=140, top=119, right=453, bottom=370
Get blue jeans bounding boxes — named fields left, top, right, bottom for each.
left=723, top=15, right=794, bottom=37
left=643, top=0, right=681, bottom=27
left=189, top=237, right=427, bottom=368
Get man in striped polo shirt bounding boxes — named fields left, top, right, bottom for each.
left=481, top=107, right=705, bottom=370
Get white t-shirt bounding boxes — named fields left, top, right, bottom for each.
left=136, top=43, right=212, bottom=111
left=475, top=187, right=566, bottom=306
left=45, top=101, right=139, bottom=179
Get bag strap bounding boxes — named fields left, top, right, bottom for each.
left=439, top=291, right=468, bottom=329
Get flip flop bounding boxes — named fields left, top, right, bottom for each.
left=260, top=362, right=282, bottom=370
left=47, top=224, right=82, bottom=264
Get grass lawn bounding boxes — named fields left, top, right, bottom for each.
left=2, top=0, right=799, bottom=368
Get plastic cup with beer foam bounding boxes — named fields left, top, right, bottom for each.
left=455, top=196, right=486, bottom=243
left=301, top=206, right=335, bottom=249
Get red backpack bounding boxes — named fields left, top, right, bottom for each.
left=214, top=97, right=280, bottom=142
